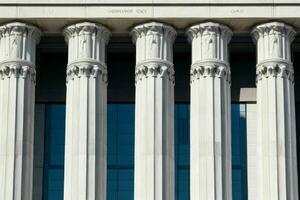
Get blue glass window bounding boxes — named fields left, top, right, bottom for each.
left=42, top=103, right=248, bottom=200
left=43, top=105, right=66, bottom=200
left=107, top=104, right=135, bottom=200
left=231, top=104, right=248, bottom=200
left=175, top=105, right=190, bottom=200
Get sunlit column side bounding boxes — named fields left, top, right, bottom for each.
left=0, top=22, right=41, bottom=200
left=63, top=22, right=110, bottom=200
left=186, top=22, right=232, bottom=200
left=131, top=22, right=176, bottom=200
left=252, top=22, right=298, bottom=200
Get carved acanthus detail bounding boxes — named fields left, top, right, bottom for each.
left=135, top=60, right=174, bottom=83
left=131, top=22, right=176, bottom=44
left=66, top=61, right=108, bottom=83
left=251, top=22, right=296, bottom=43
left=252, top=22, right=296, bottom=66
left=0, top=62, right=35, bottom=82
left=256, top=61, right=294, bottom=82
left=0, top=22, right=41, bottom=43
left=63, top=22, right=110, bottom=45
left=190, top=62, right=231, bottom=83
left=0, top=22, right=41, bottom=65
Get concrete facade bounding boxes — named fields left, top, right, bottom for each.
left=0, top=1, right=299, bottom=200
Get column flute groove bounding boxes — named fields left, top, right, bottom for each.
left=186, top=22, right=232, bottom=200
left=252, top=21, right=299, bottom=200
left=0, top=22, right=41, bottom=200
left=131, top=21, right=176, bottom=200
left=63, top=22, right=110, bottom=200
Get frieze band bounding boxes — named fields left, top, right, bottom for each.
left=135, top=60, right=175, bottom=83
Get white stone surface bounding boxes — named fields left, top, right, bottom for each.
left=246, top=104, right=258, bottom=200
left=131, top=22, right=176, bottom=200
left=186, top=22, right=232, bottom=200
left=1, top=4, right=300, bottom=35
left=0, top=22, right=41, bottom=200
left=252, top=21, right=299, bottom=200
left=2, top=0, right=300, bottom=4
left=63, top=22, right=110, bottom=200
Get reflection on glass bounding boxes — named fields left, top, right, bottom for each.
left=42, top=104, right=247, bottom=200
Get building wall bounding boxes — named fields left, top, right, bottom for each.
left=29, top=35, right=300, bottom=199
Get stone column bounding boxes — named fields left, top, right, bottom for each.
left=252, top=22, right=299, bottom=200
left=0, top=22, right=41, bottom=200
left=186, top=22, right=232, bottom=200
left=63, top=22, right=110, bottom=200
left=131, top=22, right=176, bottom=200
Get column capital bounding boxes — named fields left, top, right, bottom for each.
left=251, top=21, right=296, bottom=44
left=190, top=61, right=230, bottom=83
left=135, top=60, right=174, bottom=83
left=252, top=22, right=296, bottom=81
left=63, top=22, right=110, bottom=45
left=130, top=21, right=176, bottom=44
left=0, top=22, right=41, bottom=44
left=63, top=22, right=111, bottom=83
left=131, top=21, right=176, bottom=83
left=186, top=22, right=232, bottom=44
left=186, top=22, right=232, bottom=83
left=0, top=22, right=41, bottom=82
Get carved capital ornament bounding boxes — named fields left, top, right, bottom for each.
left=135, top=60, right=174, bottom=83
left=0, top=22, right=41, bottom=82
left=186, top=22, right=232, bottom=83
left=130, top=21, right=176, bottom=44
left=66, top=61, right=108, bottom=83
left=252, top=22, right=296, bottom=82
left=190, top=61, right=231, bottom=83
left=63, top=22, right=111, bottom=82
left=131, top=21, right=176, bottom=83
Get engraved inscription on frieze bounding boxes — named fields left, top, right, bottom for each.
left=107, top=8, right=148, bottom=15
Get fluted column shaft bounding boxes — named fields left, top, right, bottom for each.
left=0, top=22, right=41, bottom=200
left=252, top=22, right=298, bottom=200
left=186, top=22, right=232, bottom=200
left=131, top=22, right=176, bottom=200
left=63, top=22, right=110, bottom=200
